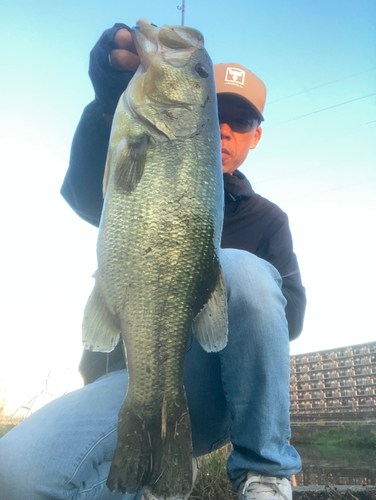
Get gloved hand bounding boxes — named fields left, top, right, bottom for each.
left=89, top=19, right=150, bottom=115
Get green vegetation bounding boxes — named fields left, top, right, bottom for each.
left=0, top=404, right=23, bottom=439
left=190, top=445, right=237, bottom=500
left=0, top=422, right=17, bottom=439
left=314, top=426, right=376, bottom=449
left=291, top=425, right=376, bottom=449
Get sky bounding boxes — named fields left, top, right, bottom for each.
left=0, top=0, right=375, bottom=415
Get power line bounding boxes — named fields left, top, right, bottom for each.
left=265, top=93, right=376, bottom=129
left=266, top=68, right=376, bottom=106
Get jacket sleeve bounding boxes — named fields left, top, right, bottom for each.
left=258, top=212, right=307, bottom=341
left=60, top=23, right=136, bottom=226
left=282, top=274, right=306, bottom=341
left=60, top=99, right=109, bottom=226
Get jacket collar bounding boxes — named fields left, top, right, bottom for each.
left=224, top=170, right=254, bottom=202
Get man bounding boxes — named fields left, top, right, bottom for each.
left=0, top=21, right=306, bottom=500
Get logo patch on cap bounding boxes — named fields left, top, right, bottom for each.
left=225, top=67, right=245, bottom=87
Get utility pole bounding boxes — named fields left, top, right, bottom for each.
left=177, top=0, right=186, bottom=26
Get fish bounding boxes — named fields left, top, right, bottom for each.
left=82, top=24, right=228, bottom=499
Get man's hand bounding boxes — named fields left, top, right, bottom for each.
left=109, top=19, right=150, bottom=72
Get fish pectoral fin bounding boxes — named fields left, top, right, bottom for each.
left=102, top=148, right=112, bottom=197
left=192, top=267, right=228, bottom=352
left=115, top=133, right=149, bottom=193
left=82, top=283, right=121, bottom=353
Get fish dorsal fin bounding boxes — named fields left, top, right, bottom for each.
left=114, top=133, right=149, bottom=194
left=192, top=267, right=228, bottom=352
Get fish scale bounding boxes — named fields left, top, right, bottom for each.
left=82, top=24, right=227, bottom=499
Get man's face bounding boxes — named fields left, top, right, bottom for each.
left=217, top=94, right=262, bottom=175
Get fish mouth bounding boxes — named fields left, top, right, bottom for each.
left=131, top=24, right=158, bottom=71
left=132, top=24, right=204, bottom=71
left=132, top=24, right=203, bottom=47
left=158, top=26, right=204, bottom=49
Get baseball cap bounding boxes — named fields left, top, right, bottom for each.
left=214, top=63, right=267, bottom=122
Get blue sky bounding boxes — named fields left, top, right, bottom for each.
left=0, top=0, right=375, bottom=413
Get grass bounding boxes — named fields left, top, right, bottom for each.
left=190, top=445, right=238, bottom=500
left=291, top=425, right=376, bottom=449
left=313, top=426, right=376, bottom=449
left=0, top=405, right=20, bottom=439
left=0, top=422, right=18, bottom=439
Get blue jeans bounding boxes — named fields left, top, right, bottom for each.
left=0, top=249, right=301, bottom=499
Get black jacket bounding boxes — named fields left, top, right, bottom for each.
left=60, top=25, right=306, bottom=384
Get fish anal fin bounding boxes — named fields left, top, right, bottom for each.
left=192, top=267, right=228, bottom=352
left=82, top=282, right=121, bottom=353
left=115, top=133, right=149, bottom=194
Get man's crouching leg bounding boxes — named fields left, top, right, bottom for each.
left=0, top=370, right=145, bottom=500
left=218, top=248, right=301, bottom=498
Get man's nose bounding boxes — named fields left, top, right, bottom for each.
left=220, top=122, right=232, bottom=139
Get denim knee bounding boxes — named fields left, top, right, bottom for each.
left=220, top=248, right=287, bottom=320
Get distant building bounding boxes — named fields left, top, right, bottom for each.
left=290, top=341, right=376, bottom=414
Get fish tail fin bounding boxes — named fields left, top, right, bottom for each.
left=107, top=395, right=194, bottom=498
left=149, top=395, right=193, bottom=499
left=82, top=282, right=121, bottom=352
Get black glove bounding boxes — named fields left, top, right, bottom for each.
left=89, top=23, right=135, bottom=114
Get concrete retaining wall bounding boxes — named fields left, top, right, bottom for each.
left=293, top=485, right=376, bottom=499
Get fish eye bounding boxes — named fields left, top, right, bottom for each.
left=195, top=63, right=210, bottom=78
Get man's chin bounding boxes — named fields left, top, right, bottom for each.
left=222, top=165, right=237, bottom=175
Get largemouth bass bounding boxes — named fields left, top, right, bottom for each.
left=82, top=24, right=228, bottom=499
